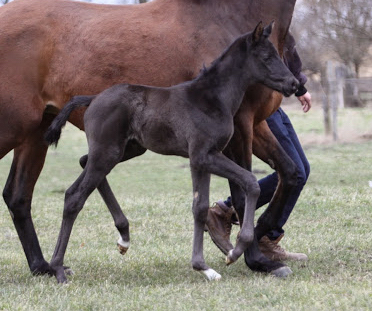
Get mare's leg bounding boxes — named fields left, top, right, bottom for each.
left=50, top=143, right=125, bottom=283
left=252, top=120, right=298, bottom=240
left=2, top=112, right=54, bottom=275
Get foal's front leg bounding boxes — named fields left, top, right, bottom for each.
left=190, top=167, right=221, bottom=281
left=192, top=150, right=260, bottom=271
left=205, top=152, right=260, bottom=264
left=225, top=118, right=292, bottom=277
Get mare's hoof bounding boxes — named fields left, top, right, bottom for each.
left=117, top=237, right=130, bottom=255
left=198, top=268, right=222, bottom=281
left=226, top=249, right=237, bottom=266
left=271, top=266, right=292, bottom=278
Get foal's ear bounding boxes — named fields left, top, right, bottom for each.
left=263, top=20, right=275, bottom=38
left=252, top=21, right=264, bottom=43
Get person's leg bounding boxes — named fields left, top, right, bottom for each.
left=258, top=108, right=310, bottom=261
left=263, top=108, right=310, bottom=240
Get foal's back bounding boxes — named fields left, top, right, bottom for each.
left=85, top=82, right=198, bottom=158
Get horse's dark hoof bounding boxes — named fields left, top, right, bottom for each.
left=51, top=265, right=69, bottom=284
left=271, top=266, right=292, bottom=278
left=64, top=266, right=74, bottom=276
left=30, top=260, right=53, bottom=276
left=56, top=273, right=68, bottom=284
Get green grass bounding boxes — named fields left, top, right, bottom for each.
left=1, top=106, right=372, bottom=310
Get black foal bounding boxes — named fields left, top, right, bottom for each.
left=45, top=22, right=299, bottom=283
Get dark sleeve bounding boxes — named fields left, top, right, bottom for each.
left=283, top=33, right=308, bottom=97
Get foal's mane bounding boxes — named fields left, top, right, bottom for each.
left=196, top=32, right=251, bottom=81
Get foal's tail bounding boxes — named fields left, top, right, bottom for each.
left=44, top=95, right=95, bottom=147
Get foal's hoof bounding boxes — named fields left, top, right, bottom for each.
left=64, top=266, right=74, bottom=276
left=271, top=266, right=292, bottom=278
left=52, top=266, right=69, bottom=284
left=198, top=268, right=222, bottom=281
left=117, top=237, right=130, bottom=255
left=226, top=249, right=237, bottom=266
left=117, top=244, right=129, bottom=255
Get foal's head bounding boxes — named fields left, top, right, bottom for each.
left=243, top=22, right=299, bottom=97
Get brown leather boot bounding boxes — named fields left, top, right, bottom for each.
left=258, top=234, right=308, bottom=261
left=205, top=201, right=235, bottom=255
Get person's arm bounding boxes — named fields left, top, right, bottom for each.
left=283, top=33, right=312, bottom=113
left=297, top=91, right=311, bottom=113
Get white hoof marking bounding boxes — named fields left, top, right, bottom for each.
left=117, top=237, right=130, bottom=255
left=199, top=269, right=222, bottom=281
left=117, top=237, right=130, bottom=249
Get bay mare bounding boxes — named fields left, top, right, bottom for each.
left=0, top=0, right=298, bottom=279
left=45, top=23, right=299, bottom=283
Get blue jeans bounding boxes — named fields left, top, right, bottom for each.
left=226, top=108, right=310, bottom=240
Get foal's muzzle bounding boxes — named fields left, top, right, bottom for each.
left=282, top=77, right=300, bottom=97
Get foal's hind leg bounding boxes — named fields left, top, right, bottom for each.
left=50, top=147, right=124, bottom=283
left=79, top=155, right=130, bottom=255
left=78, top=140, right=146, bottom=255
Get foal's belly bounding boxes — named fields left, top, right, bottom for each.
left=135, top=123, right=190, bottom=158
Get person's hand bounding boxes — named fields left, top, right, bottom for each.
left=297, top=91, right=311, bottom=113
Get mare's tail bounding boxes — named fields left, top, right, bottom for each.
left=44, top=95, right=95, bottom=147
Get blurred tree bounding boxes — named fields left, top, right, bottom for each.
left=291, top=0, right=372, bottom=136
left=291, top=3, right=325, bottom=75
left=299, top=0, right=372, bottom=78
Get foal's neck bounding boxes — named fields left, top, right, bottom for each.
left=191, top=38, right=254, bottom=116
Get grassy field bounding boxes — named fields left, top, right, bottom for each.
left=1, top=106, right=372, bottom=310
